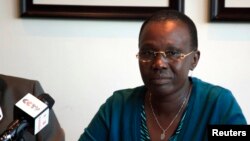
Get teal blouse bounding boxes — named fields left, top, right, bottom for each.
left=79, top=77, right=247, bottom=141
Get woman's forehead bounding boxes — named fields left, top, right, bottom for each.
left=139, top=21, right=192, bottom=51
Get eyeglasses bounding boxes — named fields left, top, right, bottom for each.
left=136, top=50, right=194, bottom=63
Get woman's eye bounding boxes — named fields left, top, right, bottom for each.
left=141, top=51, right=154, bottom=55
left=166, top=51, right=180, bottom=56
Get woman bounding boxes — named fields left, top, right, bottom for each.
left=79, top=10, right=246, bottom=141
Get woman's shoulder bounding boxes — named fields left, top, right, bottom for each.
left=191, top=77, right=235, bottom=103
left=104, top=86, right=146, bottom=106
left=112, top=86, right=145, bottom=99
left=113, top=86, right=145, bottom=95
left=192, top=77, right=232, bottom=94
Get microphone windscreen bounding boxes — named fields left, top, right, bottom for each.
left=37, top=94, right=55, bottom=109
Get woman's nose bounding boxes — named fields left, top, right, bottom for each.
left=152, top=55, right=169, bottom=70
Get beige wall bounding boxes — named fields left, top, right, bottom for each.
left=0, top=0, right=249, bottom=140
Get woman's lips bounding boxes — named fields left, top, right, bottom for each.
left=150, top=77, right=172, bottom=85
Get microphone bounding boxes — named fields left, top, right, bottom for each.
left=0, top=93, right=54, bottom=141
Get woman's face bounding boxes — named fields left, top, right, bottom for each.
left=138, top=20, right=197, bottom=95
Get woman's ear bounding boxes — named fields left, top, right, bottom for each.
left=190, top=50, right=200, bottom=71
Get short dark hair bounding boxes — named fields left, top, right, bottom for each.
left=139, top=10, right=198, bottom=50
